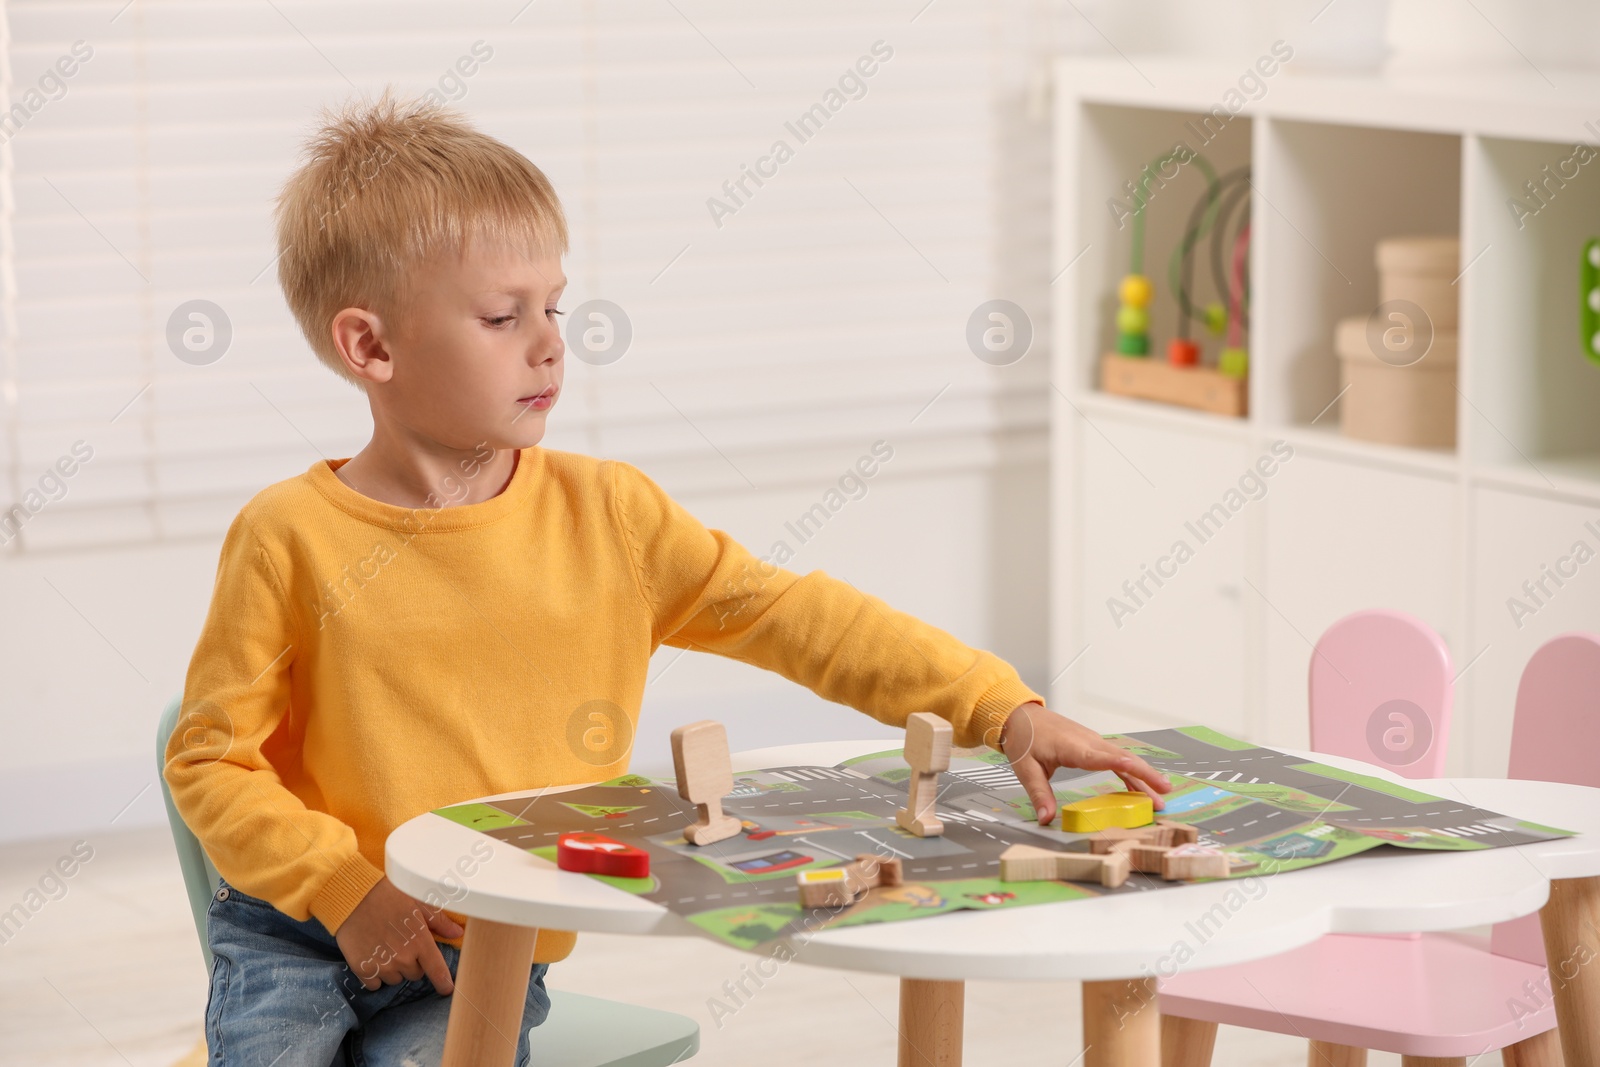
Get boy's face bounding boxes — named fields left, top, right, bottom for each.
left=379, top=239, right=565, bottom=452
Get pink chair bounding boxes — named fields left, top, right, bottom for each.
left=1157, top=612, right=1578, bottom=1067
left=1490, top=634, right=1600, bottom=975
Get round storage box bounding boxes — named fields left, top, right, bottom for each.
left=1334, top=315, right=1457, bottom=449
left=1376, top=235, right=1461, bottom=333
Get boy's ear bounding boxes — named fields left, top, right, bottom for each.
left=330, top=307, right=393, bottom=385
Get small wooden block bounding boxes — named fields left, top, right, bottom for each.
left=1055, top=849, right=1130, bottom=888
left=801, top=854, right=905, bottom=908
left=1087, top=826, right=1157, bottom=853
left=999, top=845, right=1131, bottom=888
left=999, top=844, right=1062, bottom=882
left=1100, top=352, right=1248, bottom=417
left=903, top=712, right=953, bottom=773
left=1087, top=820, right=1191, bottom=850
left=556, top=832, right=650, bottom=879
left=843, top=860, right=871, bottom=897
left=1092, top=848, right=1132, bottom=888
left=1161, top=844, right=1230, bottom=881
left=1060, top=791, right=1154, bottom=833
left=852, top=853, right=903, bottom=889
left=1111, top=838, right=1172, bottom=874
left=796, top=867, right=854, bottom=909
left=1051, top=851, right=1121, bottom=886
left=1155, top=819, right=1200, bottom=846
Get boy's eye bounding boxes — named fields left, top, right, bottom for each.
left=546, top=307, right=565, bottom=319
left=484, top=314, right=515, bottom=328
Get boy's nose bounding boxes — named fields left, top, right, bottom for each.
left=530, top=335, right=562, bottom=365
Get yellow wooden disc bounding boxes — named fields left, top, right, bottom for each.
left=1060, top=790, right=1154, bottom=833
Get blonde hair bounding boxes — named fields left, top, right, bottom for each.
left=275, top=91, right=569, bottom=386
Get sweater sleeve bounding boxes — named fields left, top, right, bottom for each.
left=163, top=509, right=383, bottom=934
left=606, top=459, right=1044, bottom=749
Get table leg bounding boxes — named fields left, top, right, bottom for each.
left=440, top=919, right=539, bottom=1067
left=1083, top=977, right=1160, bottom=1066
left=1306, top=1043, right=1365, bottom=1066
left=898, top=977, right=964, bottom=1067
left=1538, top=874, right=1600, bottom=1067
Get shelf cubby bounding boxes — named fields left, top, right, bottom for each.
left=1256, top=118, right=1461, bottom=441
left=1463, top=134, right=1600, bottom=484
left=1070, top=102, right=1252, bottom=399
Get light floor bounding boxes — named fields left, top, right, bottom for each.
left=0, top=826, right=1416, bottom=1067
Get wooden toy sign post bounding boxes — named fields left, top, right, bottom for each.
left=895, top=712, right=952, bottom=838
left=671, top=719, right=741, bottom=846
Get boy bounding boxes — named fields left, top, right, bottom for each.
left=164, top=93, right=1170, bottom=1067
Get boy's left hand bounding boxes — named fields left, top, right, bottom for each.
left=997, top=702, right=1172, bottom=825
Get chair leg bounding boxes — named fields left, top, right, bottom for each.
left=1308, top=1042, right=1367, bottom=1067
left=1399, top=1059, right=1465, bottom=1067
left=1159, top=1015, right=1216, bottom=1067
left=1501, top=1029, right=1564, bottom=1067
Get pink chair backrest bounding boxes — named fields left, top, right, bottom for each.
left=1506, top=632, right=1600, bottom=785
left=1308, top=609, right=1453, bottom=779
left=1491, top=632, right=1600, bottom=965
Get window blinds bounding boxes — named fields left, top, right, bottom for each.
left=1, top=0, right=1068, bottom=552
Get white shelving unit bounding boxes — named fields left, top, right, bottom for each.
left=1050, top=58, right=1600, bottom=777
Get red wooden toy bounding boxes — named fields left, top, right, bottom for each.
left=556, top=832, right=650, bottom=879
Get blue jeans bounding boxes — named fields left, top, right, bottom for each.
left=204, top=876, right=551, bottom=1067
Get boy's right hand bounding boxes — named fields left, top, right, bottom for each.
left=334, top=876, right=464, bottom=995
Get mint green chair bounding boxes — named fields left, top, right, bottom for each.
left=157, top=695, right=699, bottom=1066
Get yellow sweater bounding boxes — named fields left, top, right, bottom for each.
left=164, top=445, right=1043, bottom=963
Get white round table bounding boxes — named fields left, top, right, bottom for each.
left=388, top=741, right=1600, bottom=1067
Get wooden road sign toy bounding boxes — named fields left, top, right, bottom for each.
left=555, top=832, right=650, bottom=879
left=670, top=719, right=741, bottom=845
left=895, top=712, right=952, bottom=838
left=1059, top=790, right=1154, bottom=833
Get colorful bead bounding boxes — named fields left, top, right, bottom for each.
left=1168, top=339, right=1200, bottom=367
left=1116, top=331, right=1149, bottom=356
left=1116, top=305, right=1149, bottom=335
left=1119, top=274, right=1153, bottom=308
